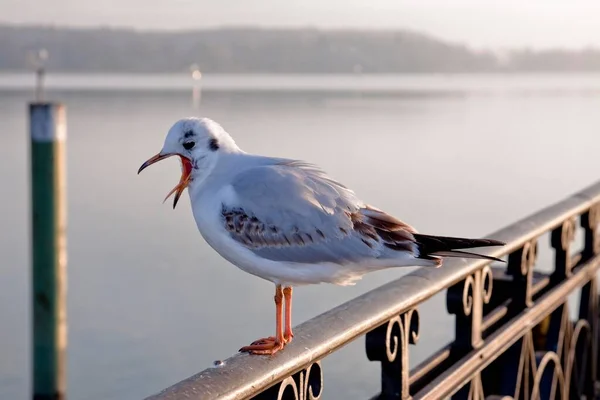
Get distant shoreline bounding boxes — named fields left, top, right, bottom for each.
left=2, top=72, right=600, bottom=94
left=2, top=25, right=600, bottom=74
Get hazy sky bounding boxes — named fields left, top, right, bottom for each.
left=2, top=0, right=599, bottom=49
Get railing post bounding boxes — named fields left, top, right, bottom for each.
left=29, top=103, right=67, bottom=400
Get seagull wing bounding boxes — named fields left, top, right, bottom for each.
left=221, top=160, right=420, bottom=265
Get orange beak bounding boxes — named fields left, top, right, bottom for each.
left=138, top=153, right=193, bottom=209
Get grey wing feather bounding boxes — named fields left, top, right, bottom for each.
left=222, top=160, right=413, bottom=264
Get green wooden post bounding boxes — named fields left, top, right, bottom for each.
left=29, top=103, right=67, bottom=400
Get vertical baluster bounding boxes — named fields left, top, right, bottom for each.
left=446, top=267, right=493, bottom=399
left=366, top=309, right=420, bottom=399
left=551, top=218, right=578, bottom=282
left=580, top=204, right=600, bottom=262
left=447, top=266, right=493, bottom=351
left=507, top=240, right=537, bottom=310
left=492, top=240, right=538, bottom=399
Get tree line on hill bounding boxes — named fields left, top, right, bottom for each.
left=1, top=25, right=599, bottom=73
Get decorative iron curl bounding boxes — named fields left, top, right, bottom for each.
left=272, top=361, right=323, bottom=400
left=448, top=266, right=493, bottom=316
left=481, top=266, right=493, bottom=305
left=383, top=316, right=402, bottom=361
left=555, top=217, right=576, bottom=251
left=382, top=309, right=420, bottom=362
left=563, top=319, right=593, bottom=399
left=447, top=266, right=493, bottom=349
left=460, top=274, right=475, bottom=316
left=511, top=239, right=538, bottom=276
left=366, top=309, right=420, bottom=364
left=581, top=203, right=600, bottom=259
left=551, top=218, right=580, bottom=279
left=507, top=239, right=538, bottom=308
left=530, top=352, right=566, bottom=400
left=366, top=309, right=419, bottom=400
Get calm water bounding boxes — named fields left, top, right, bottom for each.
left=1, top=74, right=600, bottom=399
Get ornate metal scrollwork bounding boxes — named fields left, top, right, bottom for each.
left=366, top=309, right=419, bottom=400
left=494, top=292, right=597, bottom=400
left=551, top=218, right=580, bottom=279
left=255, top=361, right=323, bottom=400
left=497, top=316, right=567, bottom=400
left=447, top=266, right=493, bottom=349
left=581, top=203, right=600, bottom=261
left=454, top=372, right=486, bottom=400
left=564, top=319, right=593, bottom=398
left=578, top=277, right=598, bottom=386
left=530, top=352, right=566, bottom=400
left=507, top=239, right=538, bottom=308
left=510, top=331, right=538, bottom=399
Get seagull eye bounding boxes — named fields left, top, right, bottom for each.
left=183, top=141, right=195, bottom=150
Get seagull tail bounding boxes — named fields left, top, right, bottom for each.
left=413, top=234, right=505, bottom=263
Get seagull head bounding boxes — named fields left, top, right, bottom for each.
left=138, top=117, right=239, bottom=208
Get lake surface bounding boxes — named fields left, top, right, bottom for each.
left=1, top=73, right=600, bottom=399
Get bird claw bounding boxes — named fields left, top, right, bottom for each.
left=283, top=331, right=294, bottom=344
left=251, top=336, right=276, bottom=346
left=239, top=337, right=285, bottom=355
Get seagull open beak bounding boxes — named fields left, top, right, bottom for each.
left=138, top=153, right=193, bottom=209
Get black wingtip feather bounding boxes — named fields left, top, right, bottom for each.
left=414, top=233, right=505, bottom=262
left=431, top=250, right=505, bottom=263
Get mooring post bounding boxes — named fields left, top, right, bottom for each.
left=29, top=103, right=67, bottom=400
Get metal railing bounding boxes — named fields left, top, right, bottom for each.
left=146, top=180, right=600, bottom=400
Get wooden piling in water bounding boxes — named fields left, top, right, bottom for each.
left=29, top=103, right=67, bottom=400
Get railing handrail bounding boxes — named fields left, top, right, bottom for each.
left=145, top=180, right=600, bottom=400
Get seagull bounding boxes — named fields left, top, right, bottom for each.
left=138, top=117, right=505, bottom=355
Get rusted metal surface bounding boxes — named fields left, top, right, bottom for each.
left=146, top=180, right=600, bottom=400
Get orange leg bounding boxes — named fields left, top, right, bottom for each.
left=283, top=287, right=294, bottom=343
left=239, top=285, right=285, bottom=355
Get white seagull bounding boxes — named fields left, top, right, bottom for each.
left=138, top=117, right=504, bottom=355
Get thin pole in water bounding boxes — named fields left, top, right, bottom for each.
left=35, top=67, right=45, bottom=102
left=29, top=49, right=49, bottom=102
left=29, top=103, right=67, bottom=400
left=190, top=63, right=202, bottom=109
